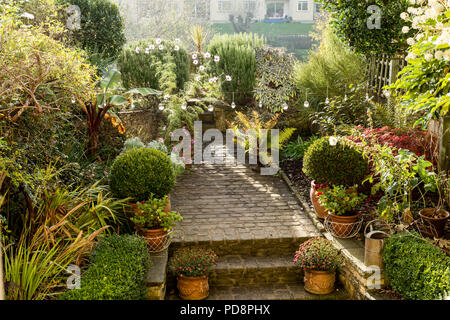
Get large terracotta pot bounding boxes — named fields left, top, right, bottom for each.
left=310, top=181, right=328, bottom=219
left=419, top=208, right=449, bottom=238
left=141, top=228, right=167, bottom=251
left=177, top=275, right=209, bottom=300
left=304, top=270, right=335, bottom=295
left=329, top=212, right=361, bottom=238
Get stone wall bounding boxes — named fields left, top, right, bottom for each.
left=119, top=109, right=162, bottom=143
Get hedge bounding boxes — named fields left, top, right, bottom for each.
left=382, top=232, right=450, bottom=300
left=61, top=234, right=151, bottom=300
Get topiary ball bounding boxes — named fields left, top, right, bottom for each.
left=109, top=148, right=175, bottom=201
left=303, top=137, right=368, bottom=187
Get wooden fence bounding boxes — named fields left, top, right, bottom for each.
left=367, top=55, right=407, bottom=98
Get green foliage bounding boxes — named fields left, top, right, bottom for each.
left=169, top=247, right=218, bottom=277
left=61, top=234, right=151, bottom=300
left=382, top=232, right=450, bottom=300
left=254, top=46, right=297, bottom=113
left=109, top=148, right=175, bottom=201
left=312, top=84, right=373, bottom=134
left=317, top=185, right=366, bottom=216
left=207, top=33, right=265, bottom=105
left=0, top=10, right=97, bottom=122
left=293, top=237, right=340, bottom=272
left=303, top=136, right=369, bottom=186
left=117, top=38, right=190, bottom=93
left=282, top=135, right=319, bottom=160
left=57, top=0, right=126, bottom=62
left=318, top=0, right=412, bottom=56
left=131, top=194, right=182, bottom=232
left=294, top=20, right=366, bottom=110
left=388, top=2, right=450, bottom=126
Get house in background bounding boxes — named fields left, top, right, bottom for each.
left=182, top=0, right=321, bottom=23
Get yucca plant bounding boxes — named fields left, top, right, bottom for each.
left=191, top=25, right=208, bottom=53
left=228, top=111, right=295, bottom=166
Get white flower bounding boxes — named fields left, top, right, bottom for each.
left=424, top=53, right=434, bottom=61
left=156, top=38, right=162, bottom=45
left=400, top=12, right=409, bottom=20
left=199, top=65, right=205, bottom=71
left=204, top=52, right=211, bottom=58
left=20, top=12, right=35, bottom=19
left=175, top=38, right=181, bottom=43
left=145, top=48, right=150, bottom=54
left=164, top=94, right=171, bottom=100
left=443, top=50, right=450, bottom=61
left=174, top=45, right=180, bottom=51
left=402, top=26, right=410, bottom=34
left=192, top=53, right=198, bottom=60
left=135, top=47, right=140, bottom=54
left=149, top=44, right=155, bottom=50
left=407, top=37, right=415, bottom=46
left=435, top=50, right=444, bottom=60
left=416, top=33, right=424, bottom=41
left=159, top=44, right=164, bottom=50
left=406, top=52, right=418, bottom=60
left=329, top=137, right=338, bottom=146
left=195, top=75, right=201, bottom=81
left=193, top=60, right=199, bottom=65
left=225, top=75, right=232, bottom=81
left=208, top=77, right=216, bottom=83
left=214, top=55, right=220, bottom=62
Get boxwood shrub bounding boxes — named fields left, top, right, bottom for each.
left=382, top=232, right=450, bottom=300
left=61, top=234, right=151, bottom=300
left=303, top=137, right=368, bottom=186
left=109, top=148, right=175, bottom=201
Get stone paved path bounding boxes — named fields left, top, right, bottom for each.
left=167, top=146, right=348, bottom=300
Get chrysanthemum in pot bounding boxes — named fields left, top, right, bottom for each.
left=293, top=237, right=341, bottom=295
left=169, top=247, right=218, bottom=300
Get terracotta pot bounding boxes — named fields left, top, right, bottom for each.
left=165, top=194, right=171, bottom=212
left=177, top=275, right=209, bottom=300
left=419, top=208, right=449, bottom=238
left=141, top=228, right=167, bottom=251
left=310, top=181, right=328, bottom=219
left=329, top=212, right=361, bottom=238
left=304, top=270, right=335, bottom=295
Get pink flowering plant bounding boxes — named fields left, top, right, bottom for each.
left=169, top=247, right=218, bottom=277
left=293, top=237, right=340, bottom=273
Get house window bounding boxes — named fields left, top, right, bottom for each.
left=297, top=1, right=308, bottom=11
left=218, top=0, right=232, bottom=12
left=244, top=0, right=257, bottom=13
left=185, top=0, right=210, bottom=19
left=266, top=2, right=284, bottom=18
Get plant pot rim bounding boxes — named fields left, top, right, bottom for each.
left=419, top=208, right=450, bottom=221
left=305, top=269, right=336, bottom=274
left=329, top=212, right=361, bottom=219
left=177, top=274, right=209, bottom=280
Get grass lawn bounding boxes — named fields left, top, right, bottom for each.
left=212, top=22, right=315, bottom=38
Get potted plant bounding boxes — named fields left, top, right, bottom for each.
left=169, top=247, right=218, bottom=300
left=419, top=173, right=449, bottom=238
left=303, top=137, right=369, bottom=218
left=293, top=237, right=340, bottom=295
left=318, top=185, right=367, bottom=237
left=130, top=194, right=182, bottom=251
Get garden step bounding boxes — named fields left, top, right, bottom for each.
left=209, top=254, right=300, bottom=287
left=170, top=235, right=311, bottom=257
left=166, top=282, right=349, bottom=300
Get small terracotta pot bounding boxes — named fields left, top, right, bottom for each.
left=304, top=270, right=335, bottom=295
left=177, top=275, right=209, bottom=300
left=165, top=194, right=171, bottom=212
left=329, top=212, right=361, bottom=238
left=419, top=208, right=449, bottom=238
left=310, top=181, right=328, bottom=219
left=141, top=228, right=167, bottom=251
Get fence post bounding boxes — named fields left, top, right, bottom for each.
left=439, top=115, right=450, bottom=173
left=389, top=58, right=400, bottom=85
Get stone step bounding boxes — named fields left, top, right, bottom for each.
left=166, top=282, right=349, bottom=300
left=170, top=235, right=310, bottom=257
left=209, top=254, right=300, bottom=287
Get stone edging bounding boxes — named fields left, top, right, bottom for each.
left=279, top=169, right=383, bottom=300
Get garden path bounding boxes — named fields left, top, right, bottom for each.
left=166, top=145, right=348, bottom=299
